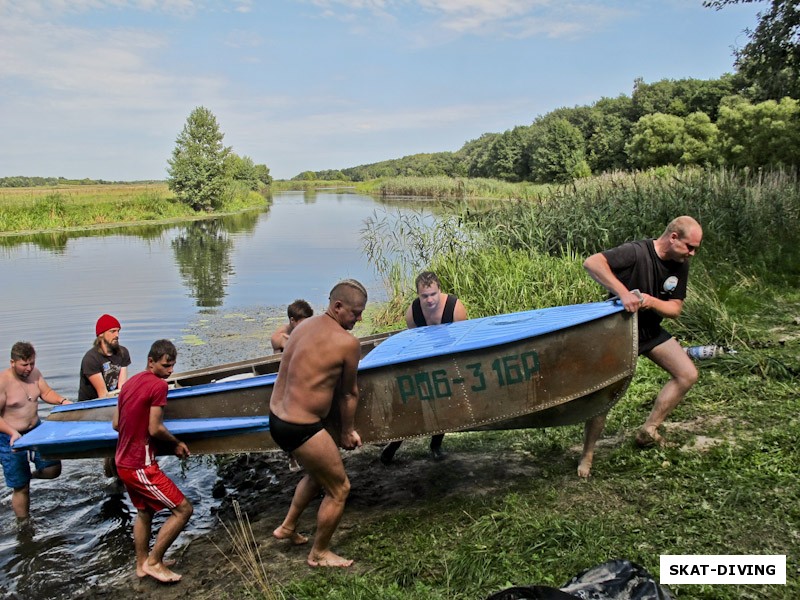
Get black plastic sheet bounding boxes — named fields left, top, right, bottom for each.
left=486, top=559, right=672, bottom=600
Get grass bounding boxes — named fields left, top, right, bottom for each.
left=0, top=182, right=269, bottom=234
left=261, top=302, right=799, bottom=599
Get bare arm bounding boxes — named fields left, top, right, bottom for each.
left=112, top=402, right=119, bottom=431
left=148, top=405, right=189, bottom=458
left=453, top=299, right=468, bottom=322
left=117, top=367, right=128, bottom=390
left=0, top=387, right=19, bottom=439
left=405, top=305, right=416, bottom=329
left=271, top=325, right=290, bottom=352
left=337, top=337, right=362, bottom=450
left=88, top=372, right=109, bottom=398
left=37, top=375, right=71, bottom=406
left=583, top=253, right=644, bottom=313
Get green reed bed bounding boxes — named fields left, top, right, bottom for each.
left=371, top=176, right=551, bottom=200
left=0, top=183, right=268, bottom=233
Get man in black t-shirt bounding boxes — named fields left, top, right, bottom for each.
left=78, top=314, right=131, bottom=402
left=79, top=313, right=132, bottom=481
left=578, top=216, right=703, bottom=477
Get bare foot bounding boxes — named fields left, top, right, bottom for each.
left=142, top=560, right=182, bottom=583
left=273, top=524, right=308, bottom=545
left=635, top=427, right=666, bottom=449
left=137, top=558, right=176, bottom=578
left=577, top=455, right=593, bottom=478
left=307, top=550, right=353, bottom=568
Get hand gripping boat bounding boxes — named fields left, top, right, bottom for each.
left=15, top=301, right=637, bottom=459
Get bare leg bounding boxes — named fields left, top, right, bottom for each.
left=143, top=498, right=193, bottom=583
left=31, top=462, right=61, bottom=480
left=578, top=413, right=607, bottom=478
left=291, top=430, right=354, bottom=568
left=274, top=473, right=319, bottom=544
left=134, top=509, right=154, bottom=578
left=638, top=338, right=699, bottom=445
left=11, top=485, right=31, bottom=520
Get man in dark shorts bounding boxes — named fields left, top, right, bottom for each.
left=269, top=279, right=367, bottom=568
left=380, top=271, right=468, bottom=464
left=0, top=341, right=71, bottom=522
left=113, top=339, right=193, bottom=583
left=578, top=216, right=703, bottom=477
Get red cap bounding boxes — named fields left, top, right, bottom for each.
left=96, top=314, right=121, bottom=337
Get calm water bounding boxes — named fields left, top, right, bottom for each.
left=0, top=190, right=435, bottom=598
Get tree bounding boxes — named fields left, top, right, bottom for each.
left=626, top=112, right=720, bottom=169
left=705, top=0, right=800, bottom=100
left=167, top=106, right=231, bottom=211
left=527, top=117, right=591, bottom=183
left=717, top=96, right=800, bottom=167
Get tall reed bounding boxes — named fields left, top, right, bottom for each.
left=215, top=500, right=283, bottom=600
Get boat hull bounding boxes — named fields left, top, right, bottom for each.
left=20, top=302, right=636, bottom=459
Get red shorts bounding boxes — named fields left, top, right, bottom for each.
left=117, top=463, right=185, bottom=512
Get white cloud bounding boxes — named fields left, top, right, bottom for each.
left=306, top=0, right=630, bottom=39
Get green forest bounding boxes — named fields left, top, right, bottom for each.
left=297, top=1, right=800, bottom=185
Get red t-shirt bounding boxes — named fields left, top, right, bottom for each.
left=115, top=371, right=167, bottom=470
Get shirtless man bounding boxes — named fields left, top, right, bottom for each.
left=270, top=299, right=313, bottom=353
left=578, top=216, right=703, bottom=478
left=269, top=279, right=367, bottom=568
left=380, top=271, right=468, bottom=464
left=0, top=341, right=72, bottom=521
left=113, top=339, right=193, bottom=583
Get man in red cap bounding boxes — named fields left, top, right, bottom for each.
left=78, top=314, right=131, bottom=402
left=79, top=314, right=132, bottom=480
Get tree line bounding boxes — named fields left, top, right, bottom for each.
left=298, top=0, right=799, bottom=184
left=298, top=77, right=799, bottom=184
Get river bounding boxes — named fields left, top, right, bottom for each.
left=0, top=190, right=435, bottom=598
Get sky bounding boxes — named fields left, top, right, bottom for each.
left=0, top=0, right=762, bottom=181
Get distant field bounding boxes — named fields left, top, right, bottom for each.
left=0, top=182, right=172, bottom=206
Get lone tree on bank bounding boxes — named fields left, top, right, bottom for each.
left=167, top=106, right=231, bottom=211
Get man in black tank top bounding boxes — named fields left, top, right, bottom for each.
left=380, top=272, right=468, bottom=465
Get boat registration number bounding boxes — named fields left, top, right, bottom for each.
left=396, top=350, right=540, bottom=405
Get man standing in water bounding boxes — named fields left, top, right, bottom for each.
left=578, top=216, right=703, bottom=477
left=380, top=271, right=468, bottom=464
left=271, top=299, right=314, bottom=353
left=113, top=339, right=193, bottom=583
left=269, top=279, right=367, bottom=568
left=0, top=341, right=72, bottom=522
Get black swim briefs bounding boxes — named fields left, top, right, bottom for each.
left=268, top=411, right=324, bottom=453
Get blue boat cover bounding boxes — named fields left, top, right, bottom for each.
left=13, top=416, right=269, bottom=453
left=46, top=301, right=624, bottom=416
left=358, top=300, right=623, bottom=370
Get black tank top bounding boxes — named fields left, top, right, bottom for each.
left=411, top=294, right=458, bottom=327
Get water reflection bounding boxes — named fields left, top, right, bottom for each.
left=171, top=210, right=261, bottom=308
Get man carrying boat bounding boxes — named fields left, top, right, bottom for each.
left=113, top=339, right=193, bottom=583
left=0, top=341, right=72, bottom=523
left=380, top=271, right=468, bottom=464
left=579, top=216, right=703, bottom=477
left=269, top=279, right=367, bottom=568
left=78, top=313, right=131, bottom=481
left=271, top=299, right=314, bottom=353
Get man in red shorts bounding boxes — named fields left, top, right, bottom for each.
left=113, top=339, right=193, bottom=583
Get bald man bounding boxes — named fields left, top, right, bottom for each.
left=579, top=216, right=703, bottom=477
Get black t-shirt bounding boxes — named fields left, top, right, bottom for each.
left=78, top=346, right=131, bottom=401
left=602, top=239, right=689, bottom=342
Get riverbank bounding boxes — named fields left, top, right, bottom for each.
left=0, top=183, right=269, bottom=235
left=75, top=295, right=800, bottom=600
